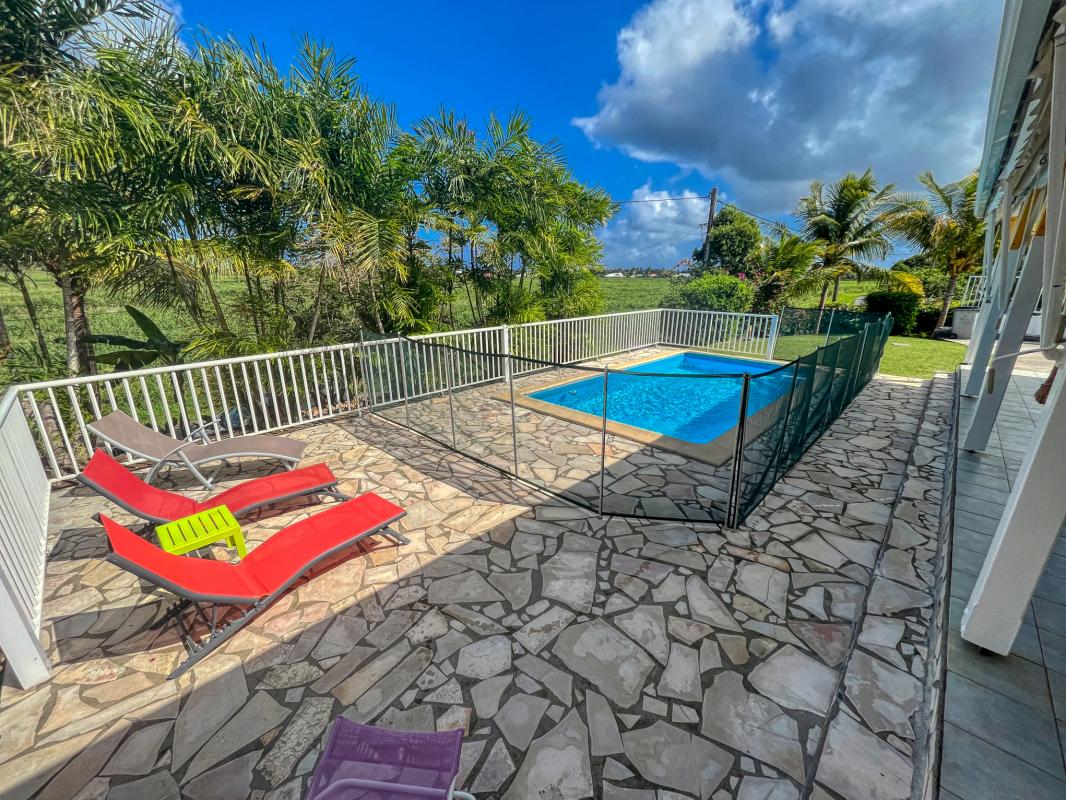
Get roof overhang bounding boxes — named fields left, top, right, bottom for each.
left=976, top=0, right=1056, bottom=217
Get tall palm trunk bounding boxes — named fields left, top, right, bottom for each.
left=14, top=272, right=49, bottom=365
left=242, top=261, right=261, bottom=339
left=937, top=272, right=959, bottom=330
left=814, top=283, right=829, bottom=335
left=182, top=216, right=228, bottom=332
left=57, top=272, right=94, bottom=374
left=0, top=302, right=10, bottom=359
left=366, top=269, right=386, bottom=334
left=831, top=275, right=841, bottom=302
left=164, top=246, right=202, bottom=324
left=307, top=261, right=329, bottom=344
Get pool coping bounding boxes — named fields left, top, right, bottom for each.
left=496, top=349, right=794, bottom=468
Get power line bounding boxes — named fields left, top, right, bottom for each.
left=614, top=194, right=712, bottom=204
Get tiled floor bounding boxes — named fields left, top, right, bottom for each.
left=940, top=370, right=1066, bottom=800
left=0, top=365, right=951, bottom=800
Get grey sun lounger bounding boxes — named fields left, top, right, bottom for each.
left=88, top=409, right=307, bottom=489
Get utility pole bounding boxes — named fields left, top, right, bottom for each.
left=700, top=187, right=719, bottom=267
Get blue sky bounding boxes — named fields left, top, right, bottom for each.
left=171, top=0, right=1002, bottom=268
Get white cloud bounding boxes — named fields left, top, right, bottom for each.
left=600, top=183, right=710, bottom=267
left=582, top=0, right=1000, bottom=264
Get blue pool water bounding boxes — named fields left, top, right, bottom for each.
left=529, top=352, right=794, bottom=444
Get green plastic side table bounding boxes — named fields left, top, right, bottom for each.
left=156, top=506, right=247, bottom=558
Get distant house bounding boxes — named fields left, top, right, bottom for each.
left=604, top=272, right=625, bottom=278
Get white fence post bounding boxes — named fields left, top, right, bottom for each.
left=501, top=325, right=512, bottom=385
left=767, top=314, right=780, bottom=360
left=0, top=390, right=52, bottom=688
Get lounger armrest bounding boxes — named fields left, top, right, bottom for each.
left=184, top=424, right=212, bottom=444
left=144, top=440, right=199, bottom=484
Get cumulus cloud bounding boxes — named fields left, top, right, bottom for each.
left=600, top=183, right=710, bottom=267
left=579, top=0, right=1000, bottom=226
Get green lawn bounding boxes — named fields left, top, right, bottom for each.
left=877, top=336, right=965, bottom=379
left=772, top=333, right=964, bottom=379
left=0, top=269, right=248, bottom=357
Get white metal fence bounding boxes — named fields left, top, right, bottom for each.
left=959, top=275, right=984, bottom=306
left=0, top=388, right=53, bottom=688
left=660, top=309, right=778, bottom=356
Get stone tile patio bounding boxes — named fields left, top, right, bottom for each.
left=376, top=345, right=739, bottom=522
left=0, top=359, right=953, bottom=800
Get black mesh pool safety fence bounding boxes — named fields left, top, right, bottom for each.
left=358, top=310, right=892, bottom=527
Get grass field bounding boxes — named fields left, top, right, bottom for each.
left=0, top=270, right=248, bottom=364
left=1, top=271, right=961, bottom=381
left=787, top=279, right=880, bottom=309
left=599, top=276, right=675, bottom=312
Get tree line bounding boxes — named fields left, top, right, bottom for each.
left=1, top=3, right=984, bottom=385
left=0, top=1, right=615, bottom=379
left=669, top=169, right=984, bottom=332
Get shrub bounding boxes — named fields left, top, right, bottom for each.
left=914, top=303, right=943, bottom=336
left=864, top=290, right=919, bottom=335
left=659, top=274, right=755, bottom=313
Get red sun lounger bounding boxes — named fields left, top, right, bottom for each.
left=101, top=493, right=407, bottom=678
left=79, top=448, right=346, bottom=524
left=306, top=717, right=475, bottom=800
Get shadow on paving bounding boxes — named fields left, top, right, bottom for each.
left=0, top=374, right=939, bottom=800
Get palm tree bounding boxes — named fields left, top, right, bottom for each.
left=795, top=170, right=898, bottom=329
left=889, top=170, right=984, bottom=329
left=755, top=230, right=823, bottom=313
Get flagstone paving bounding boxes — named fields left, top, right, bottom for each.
left=0, top=359, right=954, bottom=799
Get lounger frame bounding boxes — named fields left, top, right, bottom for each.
left=88, top=421, right=301, bottom=489
left=108, top=511, right=408, bottom=679
left=78, top=469, right=348, bottom=525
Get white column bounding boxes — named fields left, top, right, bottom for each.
left=0, top=571, right=50, bottom=688
left=1042, top=13, right=1066, bottom=353
left=964, top=236, right=1045, bottom=451
left=964, top=212, right=1001, bottom=365
left=961, top=353, right=1066, bottom=654
left=964, top=191, right=1013, bottom=395
left=963, top=295, right=1001, bottom=397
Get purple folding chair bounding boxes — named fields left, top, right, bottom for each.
left=305, top=718, right=476, bottom=799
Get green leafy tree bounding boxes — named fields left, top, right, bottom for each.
left=752, top=232, right=823, bottom=313
left=694, top=205, right=761, bottom=276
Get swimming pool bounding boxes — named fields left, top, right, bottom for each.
left=527, top=351, right=795, bottom=446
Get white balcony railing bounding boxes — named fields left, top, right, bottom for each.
left=0, top=307, right=778, bottom=687
left=959, top=275, right=984, bottom=306
left=0, top=388, right=53, bottom=688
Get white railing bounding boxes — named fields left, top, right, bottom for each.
left=509, top=309, right=661, bottom=370
left=959, top=275, right=984, bottom=306
left=11, top=308, right=779, bottom=485
left=15, top=342, right=368, bottom=481
left=659, top=308, right=778, bottom=357
left=0, top=388, right=52, bottom=688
